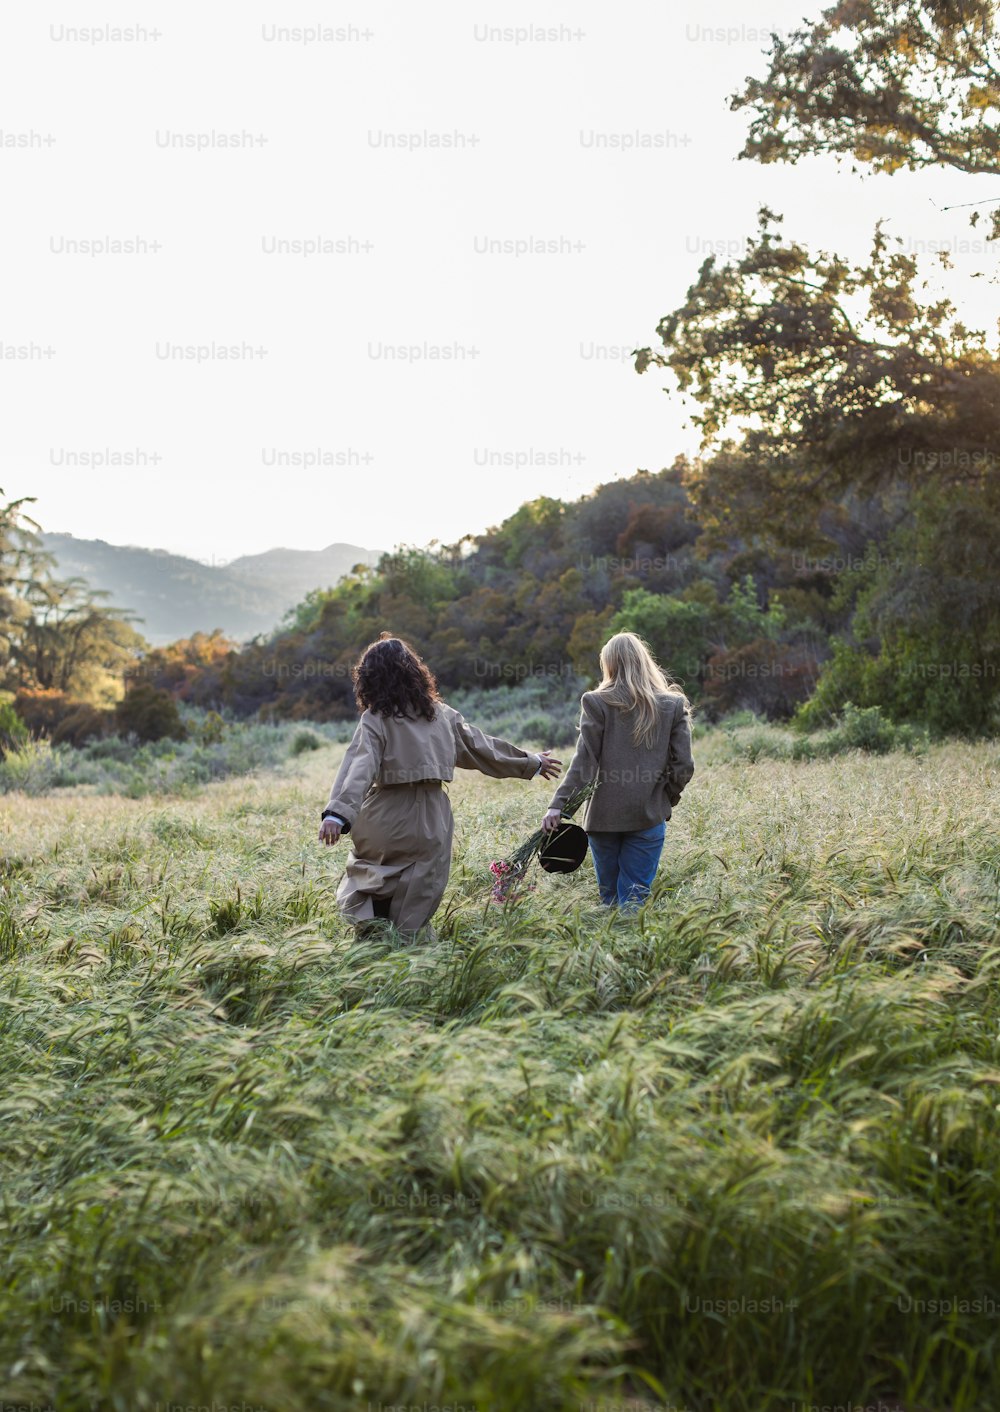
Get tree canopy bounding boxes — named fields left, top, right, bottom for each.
left=0, top=490, right=145, bottom=723
left=635, top=209, right=999, bottom=541
left=732, top=0, right=1000, bottom=233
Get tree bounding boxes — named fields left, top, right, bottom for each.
left=732, top=0, right=1000, bottom=234
left=486, top=498, right=566, bottom=572
left=635, top=210, right=1000, bottom=543
left=613, top=588, right=715, bottom=695
left=0, top=491, right=47, bottom=684
left=566, top=608, right=616, bottom=678
left=798, top=477, right=1000, bottom=729
left=133, top=630, right=239, bottom=702
left=1, top=489, right=147, bottom=711
left=631, top=0, right=1000, bottom=731
left=13, top=574, right=143, bottom=705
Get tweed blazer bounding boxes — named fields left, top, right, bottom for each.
left=547, top=690, right=694, bottom=833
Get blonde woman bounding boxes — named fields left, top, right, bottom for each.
left=541, top=632, right=694, bottom=909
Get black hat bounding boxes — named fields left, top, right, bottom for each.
left=538, top=821, right=589, bottom=874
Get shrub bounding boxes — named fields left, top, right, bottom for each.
left=116, top=683, right=188, bottom=743
left=892, top=721, right=931, bottom=754
left=728, top=726, right=792, bottom=763
left=50, top=702, right=113, bottom=749
left=290, top=729, right=324, bottom=756
left=0, top=698, right=29, bottom=755
left=199, top=711, right=227, bottom=746
left=794, top=705, right=929, bottom=758
left=7, top=690, right=112, bottom=751
left=447, top=675, right=585, bottom=747
left=13, top=688, right=75, bottom=737
left=0, top=738, right=63, bottom=795
left=716, top=709, right=761, bottom=729
left=832, top=701, right=897, bottom=754
left=79, top=734, right=135, bottom=764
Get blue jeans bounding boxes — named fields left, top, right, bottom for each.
left=588, top=823, right=666, bottom=910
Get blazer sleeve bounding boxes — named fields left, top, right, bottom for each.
left=324, top=713, right=385, bottom=829
left=453, top=715, right=540, bottom=780
left=665, top=699, right=695, bottom=797
left=547, top=694, right=603, bottom=814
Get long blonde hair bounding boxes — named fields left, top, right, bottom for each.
left=597, top=631, right=689, bottom=748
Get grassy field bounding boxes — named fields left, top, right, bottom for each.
left=1, top=730, right=999, bottom=1412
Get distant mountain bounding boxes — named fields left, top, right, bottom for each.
left=40, top=533, right=384, bottom=646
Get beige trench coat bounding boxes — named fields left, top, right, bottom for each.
left=324, top=703, right=541, bottom=935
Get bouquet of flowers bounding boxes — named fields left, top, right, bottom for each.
left=489, top=782, right=598, bottom=904
left=488, top=857, right=535, bottom=905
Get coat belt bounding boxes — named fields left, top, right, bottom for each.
left=376, top=778, right=445, bottom=789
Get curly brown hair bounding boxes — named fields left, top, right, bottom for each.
left=353, top=632, right=440, bottom=720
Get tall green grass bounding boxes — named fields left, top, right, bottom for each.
left=0, top=736, right=998, bottom=1410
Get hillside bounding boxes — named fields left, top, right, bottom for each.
left=115, top=456, right=1000, bottom=735
left=39, top=533, right=383, bottom=646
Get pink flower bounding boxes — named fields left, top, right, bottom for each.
left=489, top=859, right=535, bottom=904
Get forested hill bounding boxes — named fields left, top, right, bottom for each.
left=40, top=534, right=382, bottom=645
left=135, top=455, right=996, bottom=735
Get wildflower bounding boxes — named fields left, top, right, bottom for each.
left=489, top=858, right=535, bottom=904
left=488, top=781, right=597, bottom=902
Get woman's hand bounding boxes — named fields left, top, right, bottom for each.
left=536, top=750, right=563, bottom=781
left=541, top=808, right=564, bottom=834
left=318, top=817, right=342, bottom=845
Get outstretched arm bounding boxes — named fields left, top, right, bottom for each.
left=453, top=714, right=558, bottom=780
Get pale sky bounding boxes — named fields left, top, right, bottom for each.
left=4, top=0, right=997, bottom=564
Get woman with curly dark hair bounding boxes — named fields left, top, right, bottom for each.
left=318, top=633, right=562, bottom=939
